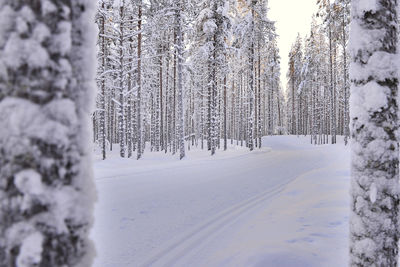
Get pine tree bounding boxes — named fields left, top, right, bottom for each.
left=0, top=0, right=96, bottom=265
left=92, top=0, right=285, bottom=158
left=97, top=0, right=109, bottom=160
left=137, top=0, right=143, bottom=160
left=175, top=0, right=185, bottom=160
left=349, top=0, right=399, bottom=265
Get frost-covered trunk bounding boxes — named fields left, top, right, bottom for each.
left=172, top=29, right=177, bottom=156
left=175, top=2, right=185, bottom=160
left=290, top=62, right=296, bottom=135
left=349, top=0, right=399, bottom=265
left=247, top=2, right=256, bottom=151
left=99, top=3, right=107, bottom=160
left=118, top=4, right=126, bottom=158
left=209, top=44, right=217, bottom=155
left=137, top=1, right=143, bottom=160
left=127, top=41, right=133, bottom=158
left=328, top=20, right=335, bottom=144
left=223, top=76, right=227, bottom=151
left=257, top=46, right=262, bottom=148
left=158, top=44, right=164, bottom=152
left=207, top=32, right=216, bottom=154
left=343, top=12, right=349, bottom=145
left=0, top=0, right=96, bottom=266
left=165, top=52, right=171, bottom=154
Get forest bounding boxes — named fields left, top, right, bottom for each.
left=0, top=0, right=399, bottom=266
left=93, top=0, right=350, bottom=161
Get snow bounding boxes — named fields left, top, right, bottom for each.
left=220, top=1, right=230, bottom=18
left=14, top=170, right=43, bottom=196
left=4, top=33, right=49, bottom=68
left=50, top=21, right=72, bottom=56
left=0, top=0, right=97, bottom=265
left=369, top=183, right=377, bottom=204
left=14, top=170, right=44, bottom=211
left=350, top=81, right=389, bottom=120
left=353, top=0, right=379, bottom=15
left=0, top=97, right=77, bottom=152
left=0, top=5, right=15, bottom=47
left=16, top=232, right=44, bottom=267
left=41, top=0, right=57, bottom=16
left=349, top=1, right=400, bottom=264
left=203, top=19, right=217, bottom=35
left=91, top=136, right=350, bottom=267
left=32, top=23, right=50, bottom=43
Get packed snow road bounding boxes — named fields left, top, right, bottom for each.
left=91, top=136, right=350, bottom=267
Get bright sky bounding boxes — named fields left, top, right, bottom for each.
left=268, top=0, right=318, bottom=92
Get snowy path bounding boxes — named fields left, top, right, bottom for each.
left=91, top=136, right=350, bottom=267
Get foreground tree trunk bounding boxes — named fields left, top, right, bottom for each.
left=0, top=0, right=96, bottom=266
left=349, top=0, right=399, bottom=265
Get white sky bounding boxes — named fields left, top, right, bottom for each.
left=268, top=0, right=318, bottom=91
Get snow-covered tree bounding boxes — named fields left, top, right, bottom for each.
left=93, top=0, right=285, bottom=158
left=0, top=0, right=96, bottom=266
left=349, top=0, right=399, bottom=265
left=287, top=34, right=303, bottom=135
left=175, top=0, right=185, bottom=160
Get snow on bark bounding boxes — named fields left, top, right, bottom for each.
left=175, top=1, right=185, bottom=160
left=349, top=0, right=399, bottom=265
left=0, top=0, right=97, bottom=266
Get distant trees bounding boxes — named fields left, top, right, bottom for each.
left=285, top=0, right=350, bottom=144
left=287, top=34, right=303, bottom=136
left=93, top=0, right=284, bottom=159
left=349, top=0, right=399, bottom=265
left=0, top=0, right=96, bottom=266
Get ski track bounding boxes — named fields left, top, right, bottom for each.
left=92, top=136, right=348, bottom=267
left=140, top=165, right=329, bottom=267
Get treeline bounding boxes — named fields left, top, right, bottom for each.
left=285, top=0, right=350, bottom=145
left=93, top=0, right=284, bottom=160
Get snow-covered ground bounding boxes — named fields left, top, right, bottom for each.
left=91, top=136, right=350, bottom=267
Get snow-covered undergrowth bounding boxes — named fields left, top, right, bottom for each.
left=91, top=136, right=350, bottom=267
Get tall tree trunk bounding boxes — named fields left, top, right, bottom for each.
left=176, top=1, right=185, bottom=160
left=328, top=5, right=335, bottom=144
left=137, top=1, right=143, bottom=160
left=0, top=1, right=96, bottom=265
left=127, top=42, right=133, bottom=158
left=100, top=4, right=107, bottom=160
left=159, top=43, right=164, bottom=151
left=223, top=75, right=227, bottom=151
left=350, top=0, right=399, bottom=265
left=258, top=43, right=262, bottom=148
left=247, top=1, right=256, bottom=151
left=172, top=29, right=177, bottom=155
left=343, top=7, right=349, bottom=145
left=118, top=4, right=126, bottom=157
